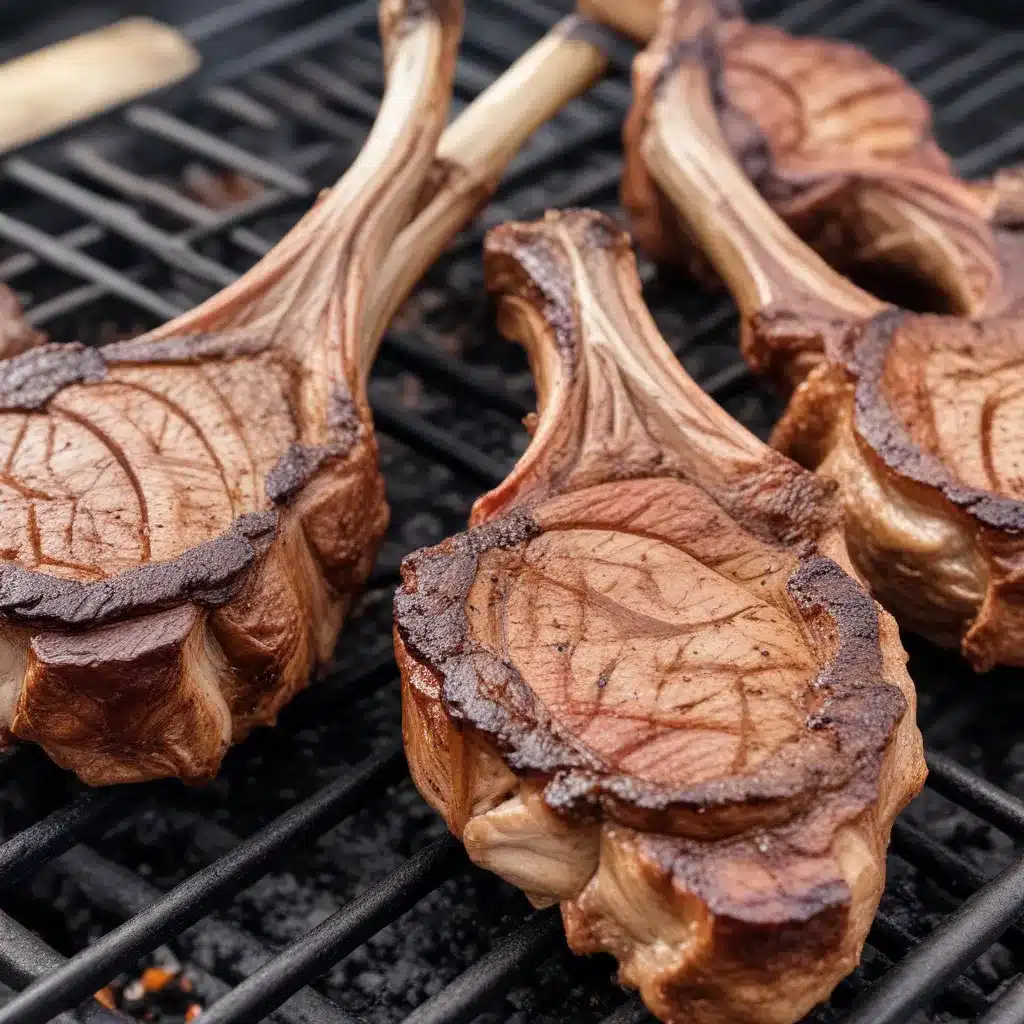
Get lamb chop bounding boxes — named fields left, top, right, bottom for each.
left=0, top=285, right=45, bottom=359
left=587, top=0, right=1024, bottom=317
left=620, top=0, right=1024, bottom=670
left=394, top=209, right=925, bottom=1024
left=0, top=3, right=613, bottom=786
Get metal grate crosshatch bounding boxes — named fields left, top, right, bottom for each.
left=0, top=0, right=1022, bottom=1021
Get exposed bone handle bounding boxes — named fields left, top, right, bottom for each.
left=609, top=0, right=1012, bottom=317
left=365, top=16, right=612, bottom=353
left=641, top=55, right=881, bottom=325
left=475, top=209, right=836, bottom=540
left=136, top=0, right=461, bottom=418
left=0, top=19, right=200, bottom=154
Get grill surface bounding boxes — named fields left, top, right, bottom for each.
left=0, top=0, right=1022, bottom=1022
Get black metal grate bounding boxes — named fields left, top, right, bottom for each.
left=0, top=0, right=1022, bottom=1022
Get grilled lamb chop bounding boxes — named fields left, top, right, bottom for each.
left=394, top=210, right=925, bottom=1024
left=0, top=0, right=463, bottom=786
left=0, top=2, right=611, bottom=785
left=0, top=285, right=45, bottom=359
left=590, top=0, right=1024, bottom=317
left=623, top=0, right=1024, bottom=670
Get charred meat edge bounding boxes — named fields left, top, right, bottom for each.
left=395, top=210, right=924, bottom=1024
left=629, top=0, right=1024, bottom=669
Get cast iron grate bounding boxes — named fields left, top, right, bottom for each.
left=0, top=0, right=1022, bottom=1022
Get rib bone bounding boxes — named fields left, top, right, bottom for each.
left=0, top=7, right=613, bottom=785
left=589, top=0, right=1024, bottom=316
left=0, top=0, right=464, bottom=786
left=626, top=0, right=1024, bottom=670
left=394, top=209, right=925, bottom=1024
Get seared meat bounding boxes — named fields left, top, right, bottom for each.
left=623, top=0, right=1024, bottom=670
left=0, top=0, right=463, bottom=786
left=394, top=210, right=925, bottom=1024
left=0, top=6, right=611, bottom=786
left=590, top=0, right=1024, bottom=317
left=0, top=285, right=44, bottom=359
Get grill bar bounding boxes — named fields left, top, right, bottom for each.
left=0, top=747, right=406, bottom=1024
left=197, top=836, right=464, bottom=1024
left=0, top=789, right=135, bottom=892
left=403, top=909, right=563, bottom=1024
left=0, top=911, right=124, bottom=1024
left=844, top=853, right=1024, bottom=1024
left=47, top=845, right=356, bottom=1024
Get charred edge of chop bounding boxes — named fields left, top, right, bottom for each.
left=394, top=209, right=925, bottom=1024
left=395, top=511, right=906, bottom=832
left=0, top=332, right=365, bottom=628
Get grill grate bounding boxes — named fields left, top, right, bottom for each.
left=0, top=0, right=1022, bottom=1022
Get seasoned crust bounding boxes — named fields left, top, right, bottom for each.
left=395, top=210, right=925, bottom=1024
left=398, top=481, right=905, bottom=837
left=0, top=0, right=461, bottom=785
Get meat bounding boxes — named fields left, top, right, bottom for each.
left=622, top=0, right=1024, bottom=670
left=0, top=6, right=613, bottom=786
left=0, top=0, right=462, bottom=786
left=0, top=286, right=45, bottom=359
left=592, top=0, right=1024, bottom=316
left=393, top=209, right=925, bottom=1024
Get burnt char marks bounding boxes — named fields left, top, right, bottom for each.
left=0, top=329, right=282, bottom=412
left=103, top=329, right=276, bottom=365
left=485, top=209, right=639, bottom=366
left=853, top=311, right=1024, bottom=532
left=0, top=511, right=276, bottom=628
left=0, top=344, right=105, bottom=410
left=485, top=215, right=583, bottom=367
left=396, top=507, right=597, bottom=776
left=265, top=390, right=363, bottom=504
left=396, top=500, right=903, bottom=837
left=788, top=557, right=905, bottom=793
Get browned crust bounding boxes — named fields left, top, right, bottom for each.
left=0, top=327, right=364, bottom=627
left=851, top=312, right=1024, bottom=533
left=0, top=329, right=283, bottom=412
left=396, top=506, right=904, bottom=838
left=0, top=510, right=277, bottom=628
left=0, top=343, right=106, bottom=409
left=265, top=392, right=364, bottom=503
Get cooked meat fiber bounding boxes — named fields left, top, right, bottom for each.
left=394, top=210, right=925, bottom=1024
left=0, top=6, right=613, bottom=786
left=589, top=0, right=1024, bottom=317
left=0, top=0, right=462, bottom=786
left=624, top=0, right=1024, bottom=670
left=0, top=285, right=45, bottom=359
